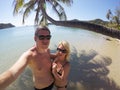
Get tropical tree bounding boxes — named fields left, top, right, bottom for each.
left=113, top=16, right=119, bottom=26
left=106, top=9, right=113, bottom=23
left=115, top=6, right=120, bottom=25
left=106, top=6, right=120, bottom=29
left=13, top=0, right=73, bottom=25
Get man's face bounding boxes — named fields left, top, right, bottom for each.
left=35, top=30, right=51, bottom=49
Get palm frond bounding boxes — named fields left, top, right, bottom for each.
left=58, top=0, right=73, bottom=6
left=39, top=16, right=48, bottom=26
left=22, top=0, right=37, bottom=23
left=48, top=0, right=67, bottom=20
left=13, top=0, right=24, bottom=15
left=34, top=0, right=42, bottom=25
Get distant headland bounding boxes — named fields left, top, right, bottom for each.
left=0, top=23, right=15, bottom=29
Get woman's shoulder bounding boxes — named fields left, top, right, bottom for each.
left=63, top=62, right=70, bottom=73
left=63, top=61, right=70, bottom=68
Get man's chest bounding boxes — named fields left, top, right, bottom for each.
left=31, top=54, right=52, bottom=71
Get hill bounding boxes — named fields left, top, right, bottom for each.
left=70, top=19, right=109, bottom=26
left=88, top=19, right=108, bottom=26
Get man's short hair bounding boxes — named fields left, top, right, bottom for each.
left=35, top=26, right=51, bottom=36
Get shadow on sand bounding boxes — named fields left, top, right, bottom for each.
left=68, top=47, right=120, bottom=90
left=7, top=47, right=120, bottom=90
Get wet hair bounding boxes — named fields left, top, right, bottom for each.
left=58, top=41, right=70, bottom=61
left=35, top=26, right=51, bottom=36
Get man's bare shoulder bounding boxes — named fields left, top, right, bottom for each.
left=21, top=46, right=36, bottom=59
left=27, top=45, right=36, bottom=53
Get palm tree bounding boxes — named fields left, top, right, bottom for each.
left=115, top=7, right=120, bottom=26
left=106, top=9, right=120, bottom=29
left=106, top=9, right=113, bottom=24
left=113, top=16, right=119, bottom=26
left=13, top=0, right=120, bottom=39
left=13, top=0, right=73, bottom=25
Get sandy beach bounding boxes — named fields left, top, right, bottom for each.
left=6, top=40, right=120, bottom=90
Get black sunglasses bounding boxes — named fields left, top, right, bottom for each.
left=37, top=35, right=51, bottom=40
left=57, top=48, right=67, bottom=53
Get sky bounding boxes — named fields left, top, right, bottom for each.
left=0, top=0, right=120, bottom=27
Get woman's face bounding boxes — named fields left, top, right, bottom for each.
left=57, top=44, right=67, bottom=59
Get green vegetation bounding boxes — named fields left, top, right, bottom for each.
left=88, top=19, right=108, bottom=26
left=106, top=5, right=120, bottom=30
left=87, top=4, right=120, bottom=31
left=88, top=19, right=120, bottom=30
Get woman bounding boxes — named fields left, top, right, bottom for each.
left=52, top=41, right=71, bottom=90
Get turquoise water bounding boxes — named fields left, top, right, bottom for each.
left=0, top=25, right=120, bottom=90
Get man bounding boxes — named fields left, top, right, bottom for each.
left=0, top=26, right=54, bottom=90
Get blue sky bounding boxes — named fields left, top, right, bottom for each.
left=0, top=0, right=120, bottom=26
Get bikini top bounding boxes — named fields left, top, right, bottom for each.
left=57, top=61, right=68, bottom=76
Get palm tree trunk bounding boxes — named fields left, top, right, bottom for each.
left=41, top=3, right=120, bottom=39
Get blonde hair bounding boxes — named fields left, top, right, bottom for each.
left=58, top=41, right=70, bottom=61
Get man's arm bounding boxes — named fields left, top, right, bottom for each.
left=50, top=52, right=58, bottom=61
left=0, top=51, right=30, bottom=89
